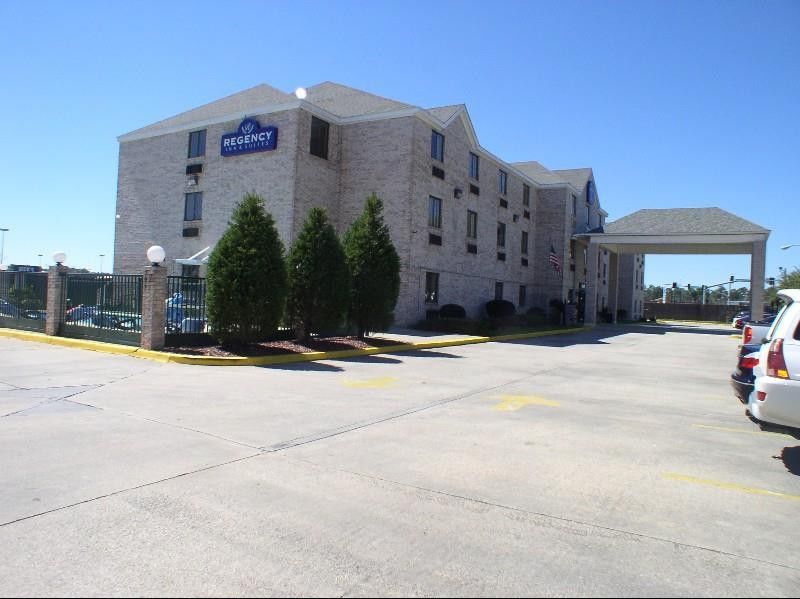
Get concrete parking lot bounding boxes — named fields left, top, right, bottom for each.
left=1, top=324, right=798, bottom=597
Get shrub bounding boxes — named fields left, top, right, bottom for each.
left=343, top=194, right=401, bottom=338
left=525, top=306, right=547, bottom=327
left=439, top=304, right=466, bottom=319
left=287, top=207, right=350, bottom=340
left=206, top=193, right=287, bottom=345
left=485, top=299, right=516, bottom=319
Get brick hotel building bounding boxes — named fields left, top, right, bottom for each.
left=114, top=82, right=644, bottom=325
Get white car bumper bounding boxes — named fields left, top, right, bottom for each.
left=750, top=375, right=800, bottom=429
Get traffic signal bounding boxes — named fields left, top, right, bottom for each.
left=672, top=282, right=677, bottom=289
left=687, top=284, right=692, bottom=292
left=768, top=277, right=776, bottom=286
left=730, top=275, right=735, bottom=283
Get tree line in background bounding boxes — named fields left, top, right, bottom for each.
left=205, top=192, right=400, bottom=346
left=643, top=267, right=800, bottom=309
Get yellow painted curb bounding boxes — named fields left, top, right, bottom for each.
left=0, top=326, right=589, bottom=367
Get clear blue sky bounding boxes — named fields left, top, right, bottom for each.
left=0, top=0, right=797, bottom=286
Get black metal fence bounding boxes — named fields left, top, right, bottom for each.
left=165, top=276, right=210, bottom=345
left=62, top=273, right=142, bottom=345
left=0, top=271, right=48, bottom=332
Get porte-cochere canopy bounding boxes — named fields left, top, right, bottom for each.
left=574, top=208, right=770, bottom=324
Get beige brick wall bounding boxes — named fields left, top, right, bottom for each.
left=114, top=108, right=301, bottom=275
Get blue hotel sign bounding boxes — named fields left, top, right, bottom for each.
left=221, top=118, right=278, bottom=157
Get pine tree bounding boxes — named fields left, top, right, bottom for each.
left=206, top=193, right=287, bottom=345
left=343, top=194, right=401, bottom=338
left=286, top=207, right=350, bottom=340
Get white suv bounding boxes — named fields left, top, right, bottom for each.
left=749, top=289, right=800, bottom=429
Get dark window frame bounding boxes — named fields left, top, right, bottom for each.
left=497, top=221, right=506, bottom=248
left=523, top=184, right=530, bottom=207
left=184, top=192, right=203, bottom=221
left=519, top=285, right=527, bottom=307
left=469, top=152, right=480, bottom=180
left=425, top=272, right=440, bottom=304
left=428, top=195, right=442, bottom=229
left=431, top=130, right=445, bottom=162
left=187, top=130, right=206, bottom=159
left=499, top=169, right=508, bottom=195
left=521, top=231, right=529, bottom=255
left=310, top=116, right=330, bottom=159
left=467, top=210, right=478, bottom=239
left=495, top=282, right=504, bottom=301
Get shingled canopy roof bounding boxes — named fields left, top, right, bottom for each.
left=604, top=208, right=769, bottom=236
left=575, top=207, right=769, bottom=255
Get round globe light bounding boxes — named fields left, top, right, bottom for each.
left=0, top=264, right=7, bottom=271
left=147, top=245, right=166, bottom=265
left=294, top=87, right=307, bottom=100
left=53, top=251, right=67, bottom=264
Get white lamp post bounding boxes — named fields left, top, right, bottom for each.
left=147, top=245, right=166, bottom=266
left=99, top=254, right=105, bottom=273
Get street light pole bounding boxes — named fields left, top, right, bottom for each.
left=99, top=254, right=105, bottom=274
left=37, top=254, right=43, bottom=269
left=0, top=228, right=8, bottom=265
left=780, top=244, right=799, bottom=250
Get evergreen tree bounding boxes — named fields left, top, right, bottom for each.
left=286, top=207, right=350, bottom=339
left=343, top=194, right=401, bottom=337
left=206, top=193, right=287, bottom=345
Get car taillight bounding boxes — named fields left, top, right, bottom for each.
left=743, top=326, right=753, bottom=344
left=766, top=338, right=790, bottom=380
left=740, top=356, right=759, bottom=369
left=757, top=391, right=767, bottom=401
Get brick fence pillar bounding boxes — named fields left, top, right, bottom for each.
left=141, top=265, right=167, bottom=350
left=45, top=265, right=68, bottom=336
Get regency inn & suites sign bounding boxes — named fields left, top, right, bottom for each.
left=221, top=118, right=278, bottom=157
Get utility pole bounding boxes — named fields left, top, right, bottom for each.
left=0, top=228, right=8, bottom=265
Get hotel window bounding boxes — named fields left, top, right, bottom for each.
left=497, top=222, right=506, bottom=248
left=428, top=196, right=442, bottom=229
left=467, top=210, right=478, bottom=239
left=187, top=130, right=206, bottom=159
left=521, top=231, right=529, bottom=255
left=498, top=169, right=507, bottom=195
left=425, top=272, right=439, bottom=304
left=469, top=152, right=480, bottom=180
left=310, top=116, right=329, bottom=159
left=523, top=184, right=530, bottom=207
left=431, top=130, right=445, bottom=161
left=519, top=285, right=527, bottom=307
left=571, top=194, right=577, bottom=216
left=495, top=282, right=504, bottom=301
left=184, top=192, right=203, bottom=221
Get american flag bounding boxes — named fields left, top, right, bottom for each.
left=549, top=245, right=562, bottom=276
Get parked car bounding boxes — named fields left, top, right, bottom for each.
left=0, top=298, right=20, bottom=318
left=731, top=343, right=761, bottom=403
left=732, top=311, right=750, bottom=330
left=741, top=314, right=778, bottom=346
left=748, top=290, right=800, bottom=429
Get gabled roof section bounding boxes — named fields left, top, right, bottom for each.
left=512, top=161, right=569, bottom=186
left=553, top=168, right=592, bottom=191
left=604, top=208, right=770, bottom=235
left=426, top=104, right=462, bottom=123
left=304, top=82, right=414, bottom=118
left=121, top=84, right=294, bottom=140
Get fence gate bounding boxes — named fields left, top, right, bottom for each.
left=0, top=271, right=48, bottom=332
left=61, top=273, right=143, bottom=346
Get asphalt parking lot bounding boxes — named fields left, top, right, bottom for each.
left=1, top=324, right=798, bottom=597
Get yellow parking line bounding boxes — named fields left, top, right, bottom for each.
left=491, top=395, right=560, bottom=411
left=341, top=376, right=399, bottom=389
left=663, top=472, right=800, bottom=501
left=692, top=424, right=792, bottom=437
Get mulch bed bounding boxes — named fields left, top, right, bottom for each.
left=167, top=336, right=405, bottom=358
